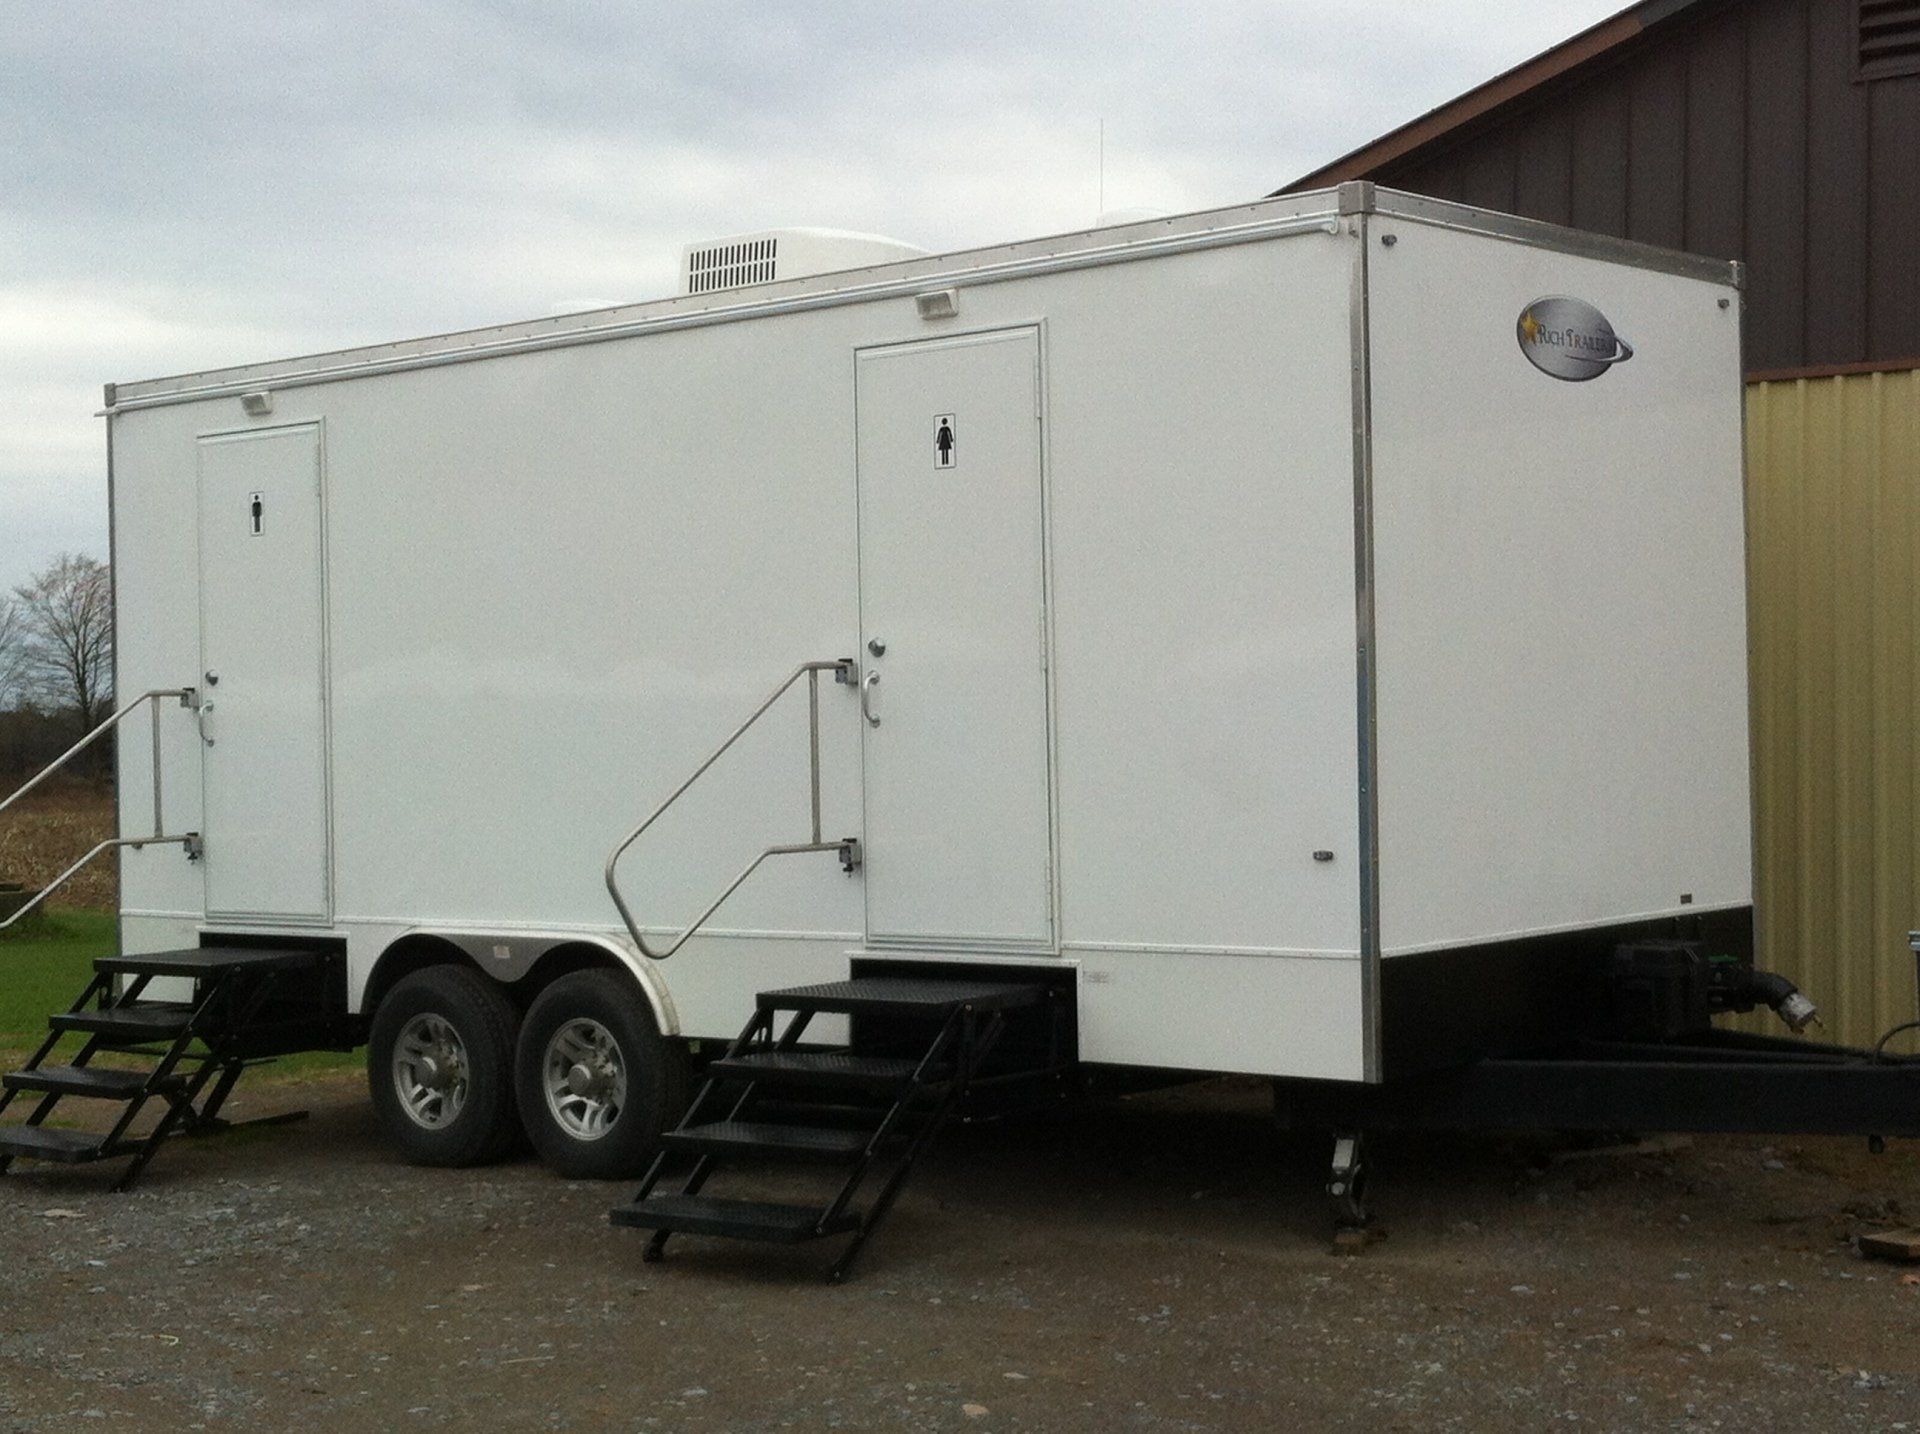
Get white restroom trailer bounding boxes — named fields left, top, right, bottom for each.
left=100, top=184, right=1756, bottom=1181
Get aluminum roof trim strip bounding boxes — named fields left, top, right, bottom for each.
left=110, top=193, right=1343, bottom=410
left=107, top=185, right=1739, bottom=413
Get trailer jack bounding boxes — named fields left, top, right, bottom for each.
left=1327, top=1133, right=1370, bottom=1229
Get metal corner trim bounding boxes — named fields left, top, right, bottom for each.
left=1370, top=188, right=1739, bottom=288
left=1346, top=210, right=1385, bottom=1085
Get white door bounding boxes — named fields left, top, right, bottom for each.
left=197, top=425, right=331, bottom=922
left=855, top=329, right=1053, bottom=949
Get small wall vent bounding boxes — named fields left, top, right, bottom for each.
left=1859, top=0, right=1920, bottom=80
left=678, top=229, right=928, bottom=297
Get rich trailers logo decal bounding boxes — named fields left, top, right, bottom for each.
left=1517, top=297, right=1634, bottom=382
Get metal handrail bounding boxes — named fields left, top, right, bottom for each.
left=0, top=688, right=201, bottom=933
left=606, top=659, right=859, bottom=961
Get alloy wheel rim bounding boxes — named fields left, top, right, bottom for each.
left=542, top=1017, right=627, bottom=1142
left=393, top=1012, right=470, bottom=1130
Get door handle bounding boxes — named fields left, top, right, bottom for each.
left=861, top=669, right=881, bottom=727
left=197, top=700, right=216, bottom=748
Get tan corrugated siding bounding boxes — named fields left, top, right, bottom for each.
left=1745, top=369, right=1920, bottom=1048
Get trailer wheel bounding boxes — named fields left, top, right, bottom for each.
left=368, top=965, right=524, bottom=1167
left=515, top=969, right=687, bottom=1180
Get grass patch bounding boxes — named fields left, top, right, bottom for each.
left=0, top=908, right=359, bottom=1077
left=0, top=908, right=118, bottom=1044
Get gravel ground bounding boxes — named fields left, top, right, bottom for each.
left=2, top=1071, right=1918, bottom=1431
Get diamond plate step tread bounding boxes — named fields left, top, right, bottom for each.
left=50, top=1004, right=195, bottom=1040
left=608, top=1194, right=859, bottom=1243
left=0, top=1125, right=141, bottom=1163
left=3, top=1066, right=180, bottom=1100
left=708, top=1050, right=943, bottom=1091
left=662, top=1120, right=877, bottom=1162
left=758, top=977, right=1047, bottom=1017
left=96, top=946, right=328, bottom=979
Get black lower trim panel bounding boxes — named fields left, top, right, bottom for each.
left=1280, top=1046, right=1920, bottom=1137
left=1379, top=907, right=1757, bottom=1079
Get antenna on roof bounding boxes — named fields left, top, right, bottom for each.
left=1098, top=118, right=1106, bottom=216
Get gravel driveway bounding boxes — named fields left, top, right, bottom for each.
left=2, top=1070, right=1917, bottom=1431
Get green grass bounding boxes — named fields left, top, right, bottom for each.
left=0, top=909, right=359, bottom=1078
left=0, top=908, right=119, bottom=1044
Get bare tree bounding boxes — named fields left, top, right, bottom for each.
left=14, top=553, right=114, bottom=741
left=0, top=594, right=25, bottom=711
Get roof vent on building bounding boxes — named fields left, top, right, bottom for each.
left=1859, top=0, right=1920, bottom=80
left=680, top=228, right=928, bottom=297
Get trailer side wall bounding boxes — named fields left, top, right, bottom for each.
left=111, top=224, right=1371, bottom=1080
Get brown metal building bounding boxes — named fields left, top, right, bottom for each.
left=1282, top=0, right=1920, bottom=1047
left=1286, top=0, right=1920, bottom=376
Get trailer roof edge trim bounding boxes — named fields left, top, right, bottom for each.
left=105, top=187, right=1741, bottom=413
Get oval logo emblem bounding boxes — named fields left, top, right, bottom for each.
left=1517, top=296, right=1634, bottom=382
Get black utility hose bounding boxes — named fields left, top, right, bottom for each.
left=1745, top=970, right=1799, bottom=1006
left=1739, top=969, right=1820, bottom=1033
left=1872, top=1020, right=1920, bottom=1062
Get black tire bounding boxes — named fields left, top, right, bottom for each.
left=514, top=969, right=689, bottom=1180
left=368, top=965, right=523, bottom=1167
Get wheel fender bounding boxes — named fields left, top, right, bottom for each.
left=376, top=929, right=680, bottom=1036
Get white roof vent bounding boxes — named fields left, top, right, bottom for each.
left=681, top=228, right=927, bottom=296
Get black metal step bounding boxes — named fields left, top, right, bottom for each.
left=709, top=1049, right=943, bottom=1091
left=50, top=1003, right=195, bottom=1041
left=663, top=1120, right=878, bottom=1163
left=3, top=1066, right=181, bottom=1100
left=759, top=977, right=1047, bottom=1019
left=0, top=1125, right=141, bottom=1164
left=609, top=1194, right=860, bottom=1243
left=96, top=945, right=327, bottom=979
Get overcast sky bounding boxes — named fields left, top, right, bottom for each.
left=0, top=0, right=1624, bottom=596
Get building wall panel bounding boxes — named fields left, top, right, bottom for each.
left=1803, top=0, right=1872, bottom=365
left=1511, top=105, right=1576, bottom=224
left=1627, top=45, right=1690, bottom=250
left=1742, top=0, right=1808, bottom=364
left=1746, top=371, right=1920, bottom=1047
left=1868, top=78, right=1920, bottom=360
left=1682, top=8, right=1749, bottom=266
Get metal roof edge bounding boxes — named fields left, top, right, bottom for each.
left=109, top=192, right=1347, bottom=412
left=1371, top=187, right=1744, bottom=287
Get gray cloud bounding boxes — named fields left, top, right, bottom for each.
left=0, top=0, right=1623, bottom=592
